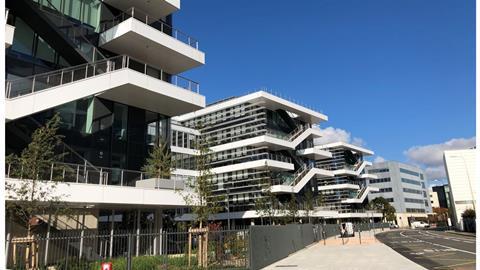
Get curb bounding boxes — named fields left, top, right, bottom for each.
left=446, top=231, right=476, bottom=238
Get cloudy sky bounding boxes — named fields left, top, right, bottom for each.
left=176, top=0, right=475, bottom=186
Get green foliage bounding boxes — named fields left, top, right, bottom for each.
left=182, top=123, right=224, bottom=228
left=286, top=194, right=299, bottom=224
left=142, top=139, right=173, bottom=179
left=462, top=208, right=476, bottom=219
left=368, top=197, right=396, bottom=222
left=5, top=113, right=71, bottom=234
left=254, top=176, right=280, bottom=225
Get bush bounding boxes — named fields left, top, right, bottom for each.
left=462, top=209, right=476, bottom=219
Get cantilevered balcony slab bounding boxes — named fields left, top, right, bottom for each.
left=210, top=128, right=323, bottom=153
left=5, top=56, right=205, bottom=121
left=296, top=148, right=332, bottom=160
left=99, top=18, right=204, bottom=74
left=6, top=178, right=188, bottom=208
left=103, top=0, right=180, bottom=19
left=271, top=167, right=334, bottom=194
left=211, top=159, right=294, bottom=174
left=5, top=24, right=14, bottom=48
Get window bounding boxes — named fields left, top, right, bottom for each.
left=406, top=208, right=425, bottom=213
left=372, top=188, right=392, bottom=193
left=368, top=168, right=389, bottom=173
left=400, top=168, right=420, bottom=177
left=405, top=198, right=424, bottom=204
left=369, top=177, right=391, bottom=184
left=385, top=198, right=394, bottom=203
left=403, top=188, right=422, bottom=195
left=401, top=178, right=421, bottom=186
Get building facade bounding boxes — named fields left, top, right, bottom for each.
left=444, top=149, right=477, bottom=230
left=366, top=161, right=432, bottom=227
left=429, top=188, right=440, bottom=208
left=5, top=0, right=205, bottom=235
left=432, top=184, right=452, bottom=209
left=4, top=0, right=382, bottom=233
left=173, top=91, right=381, bottom=224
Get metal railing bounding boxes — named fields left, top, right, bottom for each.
left=5, top=55, right=200, bottom=99
left=5, top=228, right=249, bottom=270
left=101, top=7, right=199, bottom=49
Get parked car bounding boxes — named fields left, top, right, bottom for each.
left=411, top=221, right=430, bottom=229
left=340, top=222, right=355, bottom=237
left=389, top=223, right=399, bottom=229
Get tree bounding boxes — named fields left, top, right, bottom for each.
left=369, top=197, right=396, bottom=222
left=462, top=209, right=476, bottom=219
left=286, top=194, right=299, bottom=224
left=142, top=139, right=173, bottom=179
left=304, top=189, right=315, bottom=224
left=254, top=176, right=280, bottom=225
left=181, top=126, right=223, bottom=229
left=5, top=113, right=70, bottom=236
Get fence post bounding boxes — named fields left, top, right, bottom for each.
left=50, top=163, right=54, bottom=180
left=136, top=210, right=141, bottom=257
left=358, top=227, right=361, bottom=245
left=44, top=214, right=51, bottom=266
left=120, top=170, right=124, bottom=186
left=127, top=234, right=132, bottom=270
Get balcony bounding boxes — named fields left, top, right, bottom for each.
left=5, top=161, right=190, bottom=208
left=99, top=7, right=204, bottom=74
left=103, top=0, right=180, bottom=19
left=5, top=55, right=205, bottom=121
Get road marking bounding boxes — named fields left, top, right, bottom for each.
left=421, top=231, right=476, bottom=243
left=399, top=231, right=476, bottom=255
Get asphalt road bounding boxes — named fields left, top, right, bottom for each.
left=376, top=229, right=476, bottom=270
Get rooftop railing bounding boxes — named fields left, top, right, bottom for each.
left=101, top=7, right=199, bottom=49
left=5, top=55, right=200, bottom=99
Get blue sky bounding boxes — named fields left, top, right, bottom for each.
left=175, top=0, right=475, bottom=183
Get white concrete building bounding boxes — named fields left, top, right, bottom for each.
left=444, top=149, right=477, bottom=230
left=366, top=161, right=432, bottom=228
left=429, top=188, right=440, bottom=208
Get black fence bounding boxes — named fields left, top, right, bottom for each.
left=6, top=223, right=389, bottom=270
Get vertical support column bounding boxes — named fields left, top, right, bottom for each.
left=79, top=210, right=86, bottom=259
left=136, top=210, right=141, bottom=257
left=154, top=209, right=163, bottom=255
left=44, top=213, right=52, bottom=266
left=109, top=210, right=115, bottom=258
left=5, top=217, right=12, bottom=268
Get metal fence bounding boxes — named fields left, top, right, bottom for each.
left=6, top=228, right=249, bottom=270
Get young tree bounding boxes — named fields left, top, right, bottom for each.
left=368, top=197, right=396, bottom=222
left=182, top=127, right=223, bottom=229
left=304, top=189, right=315, bottom=223
left=462, top=209, right=476, bottom=219
left=286, top=194, right=299, bottom=224
left=5, top=113, right=69, bottom=236
left=254, top=176, right=280, bottom=225
left=142, top=139, right=173, bottom=179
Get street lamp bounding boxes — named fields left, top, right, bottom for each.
left=450, top=155, right=475, bottom=211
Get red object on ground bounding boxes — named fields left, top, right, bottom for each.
left=101, top=262, right=112, bottom=270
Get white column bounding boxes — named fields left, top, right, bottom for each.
left=44, top=214, right=52, bottom=265
left=154, top=209, right=163, bottom=255
left=109, top=210, right=115, bottom=258
left=136, top=210, right=141, bottom=257
left=79, top=211, right=86, bottom=259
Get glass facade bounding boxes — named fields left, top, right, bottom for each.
left=6, top=97, right=169, bottom=171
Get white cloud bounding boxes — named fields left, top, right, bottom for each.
left=403, top=137, right=476, bottom=180
left=314, top=126, right=365, bottom=147
left=373, top=156, right=386, bottom=163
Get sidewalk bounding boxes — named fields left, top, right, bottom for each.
left=262, top=231, right=426, bottom=270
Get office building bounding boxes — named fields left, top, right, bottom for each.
left=429, top=188, right=440, bottom=208
left=432, top=184, right=452, bottom=209
left=366, top=161, right=432, bottom=227
left=5, top=0, right=205, bottom=236
left=444, top=149, right=477, bottom=230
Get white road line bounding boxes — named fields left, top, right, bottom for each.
left=399, top=231, right=476, bottom=255
left=420, top=231, right=476, bottom=243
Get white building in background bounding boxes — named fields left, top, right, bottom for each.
left=429, top=188, right=440, bottom=208
left=444, top=149, right=477, bottom=230
left=366, top=161, right=432, bottom=228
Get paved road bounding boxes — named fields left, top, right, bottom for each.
left=376, top=229, right=476, bottom=270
